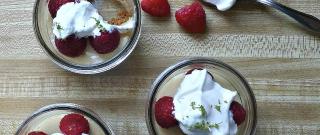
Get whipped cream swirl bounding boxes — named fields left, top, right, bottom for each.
left=203, top=0, right=236, bottom=11
left=173, top=69, right=238, bottom=135
left=52, top=0, right=135, bottom=39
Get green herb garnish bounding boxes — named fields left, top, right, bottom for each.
left=57, top=23, right=63, bottom=31
left=190, top=102, right=207, bottom=117
left=191, top=120, right=210, bottom=130
left=215, top=105, right=221, bottom=113
left=198, top=105, right=207, bottom=117
left=224, top=100, right=228, bottom=103
left=56, top=23, right=63, bottom=36
left=190, top=120, right=222, bottom=130
left=209, top=122, right=221, bottom=129
left=91, top=17, right=106, bottom=32
left=191, top=101, right=196, bottom=110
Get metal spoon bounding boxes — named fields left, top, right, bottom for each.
left=257, top=0, right=320, bottom=32
left=204, top=0, right=320, bottom=32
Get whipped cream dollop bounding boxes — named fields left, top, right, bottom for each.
left=173, top=69, right=238, bottom=135
left=203, top=0, right=236, bottom=11
left=52, top=0, right=135, bottom=39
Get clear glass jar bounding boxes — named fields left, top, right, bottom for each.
left=145, top=58, right=257, bottom=135
left=33, top=0, right=141, bottom=74
left=15, top=103, right=115, bottom=135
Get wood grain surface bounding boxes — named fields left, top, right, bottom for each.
left=0, top=0, right=320, bottom=134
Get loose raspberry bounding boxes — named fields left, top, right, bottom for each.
left=28, top=131, right=47, bottom=135
left=230, top=101, right=246, bottom=125
left=175, top=2, right=206, bottom=33
left=48, top=0, right=74, bottom=18
left=141, top=0, right=170, bottom=17
left=154, top=96, right=178, bottom=128
left=55, top=35, right=87, bottom=57
left=59, top=113, right=90, bottom=135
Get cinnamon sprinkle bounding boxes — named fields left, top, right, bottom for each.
left=108, top=10, right=132, bottom=25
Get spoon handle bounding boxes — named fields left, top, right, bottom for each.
left=257, top=0, right=320, bottom=32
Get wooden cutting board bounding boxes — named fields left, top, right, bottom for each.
left=0, top=0, right=319, bottom=134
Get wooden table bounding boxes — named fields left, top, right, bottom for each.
left=0, top=0, right=319, bottom=134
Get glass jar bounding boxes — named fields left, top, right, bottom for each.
left=33, top=0, right=141, bottom=74
left=146, top=58, right=257, bottom=135
left=16, top=103, right=115, bottom=135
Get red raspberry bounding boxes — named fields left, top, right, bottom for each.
left=59, top=113, right=90, bottom=135
left=141, top=0, right=171, bottom=17
left=186, top=68, right=203, bottom=75
left=230, top=101, right=246, bottom=125
left=48, top=0, right=74, bottom=18
left=186, top=68, right=214, bottom=79
left=55, top=35, right=87, bottom=57
left=175, top=2, right=206, bottom=33
left=89, top=29, right=120, bottom=54
left=28, top=131, right=47, bottom=135
left=154, top=96, right=178, bottom=128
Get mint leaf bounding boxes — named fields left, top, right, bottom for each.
left=191, top=101, right=196, bottom=110
left=190, top=121, right=222, bottom=130
left=215, top=105, right=221, bottom=113
left=209, top=123, right=220, bottom=130
left=57, top=24, right=63, bottom=31
left=198, top=105, right=207, bottom=118
left=91, top=17, right=106, bottom=32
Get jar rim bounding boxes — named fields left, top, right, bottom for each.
left=32, top=0, right=142, bottom=74
left=145, top=58, right=257, bottom=135
left=15, top=103, right=115, bottom=135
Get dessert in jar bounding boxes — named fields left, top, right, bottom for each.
left=47, top=0, right=137, bottom=65
left=15, top=103, right=114, bottom=135
left=146, top=59, right=257, bottom=135
left=27, top=113, right=102, bottom=135
left=154, top=69, right=246, bottom=135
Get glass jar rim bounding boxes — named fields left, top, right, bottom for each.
left=145, top=57, right=257, bottom=135
left=15, top=103, right=115, bottom=135
left=32, top=0, right=142, bottom=74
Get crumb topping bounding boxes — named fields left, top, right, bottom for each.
left=108, top=10, right=132, bottom=25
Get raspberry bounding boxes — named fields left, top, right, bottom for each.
left=89, top=29, right=120, bottom=54
left=154, top=96, right=178, bottom=128
left=48, top=0, right=74, bottom=18
left=59, top=113, right=90, bottom=135
left=230, top=101, right=246, bottom=125
left=141, top=0, right=170, bottom=17
left=28, top=131, right=47, bottom=135
left=55, top=35, right=87, bottom=57
left=175, top=2, right=206, bottom=33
